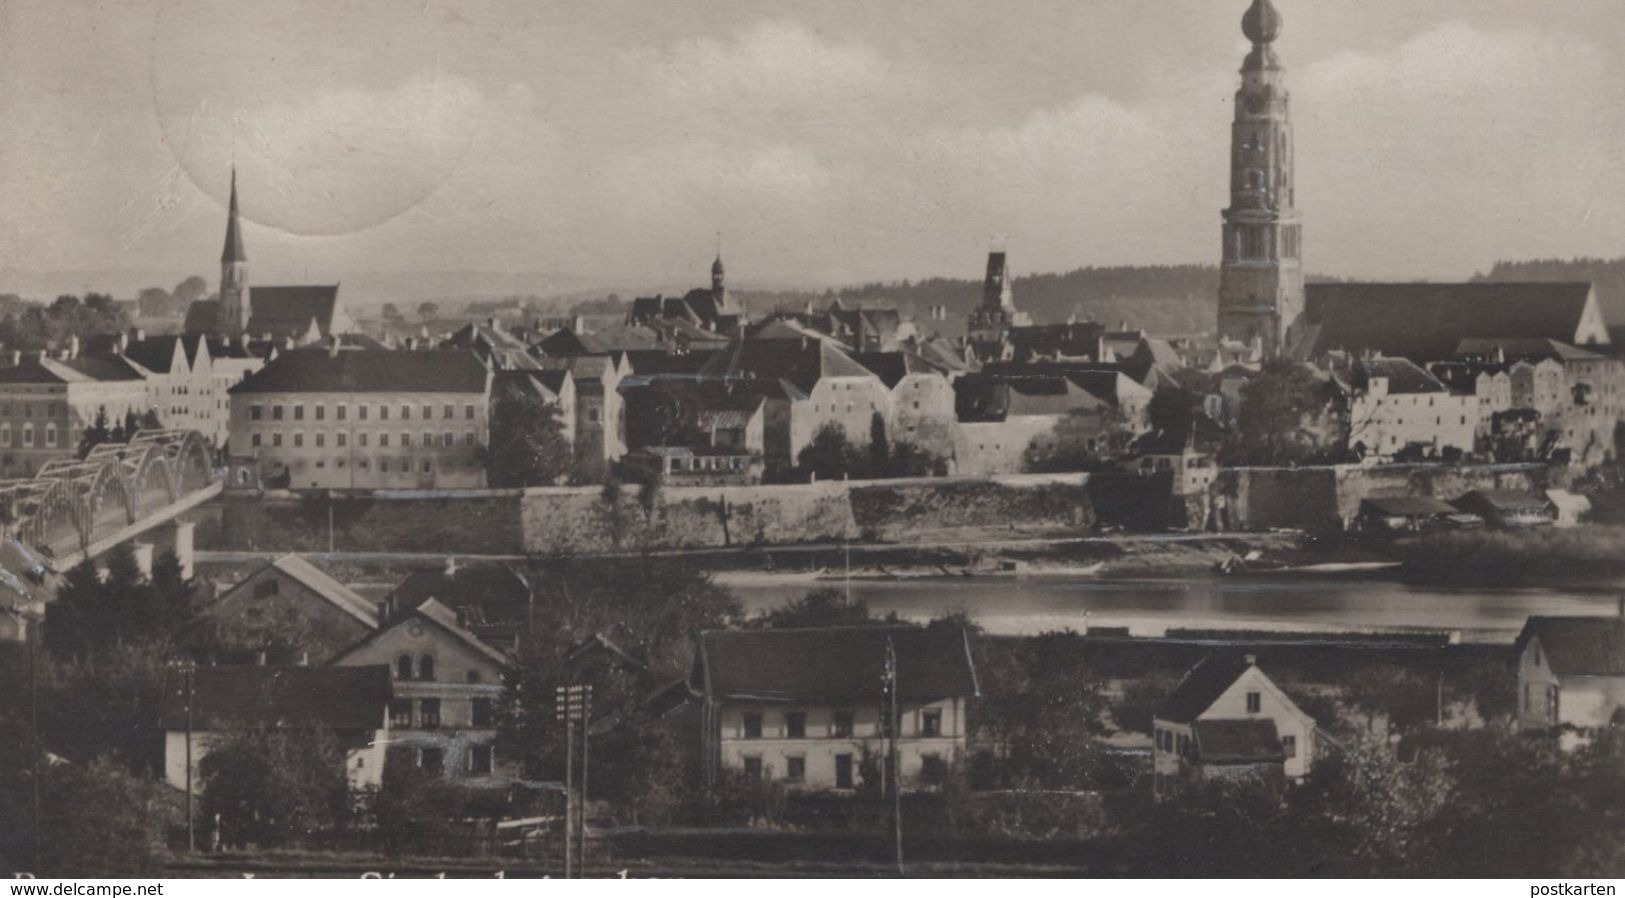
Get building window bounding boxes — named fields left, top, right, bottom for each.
left=742, top=756, right=763, bottom=782
left=379, top=405, right=389, bottom=421
left=390, top=699, right=413, bottom=728
left=422, top=405, right=432, bottom=420
left=832, top=710, right=854, bottom=738
left=293, top=405, right=304, bottom=421
left=359, top=404, right=369, bottom=421
left=442, top=432, right=454, bottom=448
left=785, top=712, right=806, bottom=739
left=421, top=460, right=431, bottom=473
left=401, top=405, right=411, bottom=420
left=743, top=712, right=763, bottom=739
left=250, top=405, right=263, bottom=421
left=921, top=709, right=942, bottom=737
left=315, top=405, right=325, bottom=421
left=336, top=404, right=347, bottom=421
left=443, top=404, right=454, bottom=419
left=465, top=404, right=475, bottom=420
left=315, top=433, right=325, bottom=448
left=464, top=431, right=476, bottom=447
left=272, top=433, right=283, bottom=448
left=396, top=654, right=413, bottom=680
left=785, top=756, right=805, bottom=782
left=467, top=670, right=483, bottom=684
left=419, top=698, right=441, bottom=729
left=293, top=433, right=303, bottom=448
left=419, top=747, right=444, bottom=774
left=1246, top=691, right=1262, bottom=713
left=251, top=433, right=262, bottom=448
left=253, top=579, right=279, bottom=599
left=20, top=425, right=31, bottom=448
left=419, top=654, right=436, bottom=681
left=1548, top=685, right=1560, bottom=723
left=359, top=432, right=369, bottom=448
left=337, top=432, right=347, bottom=448
left=273, top=405, right=284, bottom=420
left=468, top=744, right=494, bottom=775
left=472, top=698, right=494, bottom=727
left=379, top=433, right=390, bottom=448
left=1282, top=735, right=1297, bottom=759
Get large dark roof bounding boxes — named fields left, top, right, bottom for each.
left=695, top=626, right=979, bottom=704
left=1155, top=653, right=1255, bottom=724
left=1515, top=617, right=1625, bottom=677
left=1301, top=282, right=1600, bottom=362
left=700, top=336, right=874, bottom=394
left=1360, top=496, right=1461, bottom=517
left=1346, top=357, right=1450, bottom=395
left=1193, top=718, right=1284, bottom=765
left=229, top=348, right=489, bottom=394
left=246, top=285, right=343, bottom=340
left=0, top=354, right=149, bottom=384
left=851, top=351, right=948, bottom=389
left=387, top=563, right=533, bottom=621
left=159, top=665, right=391, bottom=731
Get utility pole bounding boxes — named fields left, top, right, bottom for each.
left=327, top=494, right=335, bottom=554
left=29, top=631, right=40, bottom=873
left=171, top=660, right=197, bottom=852
left=555, top=684, right=591, bottom=878
left=883, top=637, right=904, bottom=877
left=578, top=686, right=591, bottom=875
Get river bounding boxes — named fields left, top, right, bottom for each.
left=723, top=572, right=1625, bottom=642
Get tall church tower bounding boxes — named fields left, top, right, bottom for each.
left=1217, top=0, right=1304, bottom=357
left=219, top=167, right=249, bottom=335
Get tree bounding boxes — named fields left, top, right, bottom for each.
left=483, top=385, right=572, bottom=487
left=200, top=725, right=350, bottom=848
left=749, top=587, right=880, bottom=629
left=416, top=301, right=439, bottom=321
left=975, top=631, right=1110, bottom=788
left=381, top=302, right=404, bottom=322
left=868, top=411, right=889, bottom=466
left=796, top=423, right=861, bottom=481
left=76, top=406, right=112, bottom=458
left=45, top=559, right=112, bottom=661
left=1228, top=359, right=1341, bottom=464
left=172, top=275, right=208, bottom=308
left=1024, top=405, right=1130, bottom=473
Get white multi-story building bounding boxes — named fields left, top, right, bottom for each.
left=1341, top=357, right=1476, bottom=461
left=227, top=347, right=492, bottom=490
left=693, top=626, right=979, bottom=790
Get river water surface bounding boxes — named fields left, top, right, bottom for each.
left=726, top=572, right=1625, bottom=642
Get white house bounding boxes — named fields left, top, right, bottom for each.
left=1341, top=357, right=1476, bottom=461
left=1151, top=653, right=1316, bottom=797
left=693, top=626, right=979, bottom=791
left=332, top=593, right=512, bottom=782
left=1514, top=613, right=1625, bottom=750
left=160, top=665, right=392, bottom=795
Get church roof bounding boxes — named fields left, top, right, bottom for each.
left=0, top=354, right=149, bottom=384
left=1300, top=282, right=1601, bottom=363
left=246, top=285, right=343, bottom=340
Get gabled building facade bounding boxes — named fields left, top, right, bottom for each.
left=1152, top=653, right=1315, bottom=797
left=1514, top=614, right=1625, bottom=749
left=693, top=626, right=979, bottom=791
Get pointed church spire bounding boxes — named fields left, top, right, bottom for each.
left=221, top=167, right=247, bottom=264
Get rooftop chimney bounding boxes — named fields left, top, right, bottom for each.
left=1244, top=654, right=1257, bottom=666
left=328, top=335, right=341, bottom=358
left=256, top=650, right=267, bottom=667
left=130, top=327, right=145, bottom=343
left=444, top=557, right=460, bottom=576
left=116, top=332, right=128, bottom=354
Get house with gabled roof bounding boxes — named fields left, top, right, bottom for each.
left=1151, top=653, right=1315, bottom=797
left=700, top=333, right=890, bottom=460
left=199, top=553, right=379, bottom=664
left=1514, top=612, right=1625, bottom=748
left=160, top=664, right=393, bottom=795
left=333, top=592, right=514, bottom=783
left=691, top=626, right=979, bottom=791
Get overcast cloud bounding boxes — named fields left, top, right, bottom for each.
left=1, top=0, right=1621, bottom=300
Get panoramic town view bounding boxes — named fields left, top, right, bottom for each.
left=2, top=0, right=1624, bottom=884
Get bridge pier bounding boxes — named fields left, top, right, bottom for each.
left=131, top=542, right=155, bottom=580
left=171, top=520, right=195, bottom=579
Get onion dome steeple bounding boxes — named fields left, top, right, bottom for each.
left=1241, top=0, right=1283, bottom=70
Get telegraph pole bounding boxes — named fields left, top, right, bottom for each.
left=884, top=638, right=904, bottom=876
left=555, top=684, right=591, bottom=878
left=184, top=662, right=195, bottom=851
left=578, top=686, right=591, bottom=874
left=29, top=631, right=40, bottom=872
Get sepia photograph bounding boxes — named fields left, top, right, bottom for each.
left=1, top=0, right=1624, bottom=886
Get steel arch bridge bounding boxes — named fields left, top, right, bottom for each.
left=0, top=429, right=218, bottom=565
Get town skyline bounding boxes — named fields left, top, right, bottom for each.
left=2, top=0, right=1623, bottom=303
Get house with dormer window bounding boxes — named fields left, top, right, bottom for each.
left=1151, top=653, right=1315, bottom=797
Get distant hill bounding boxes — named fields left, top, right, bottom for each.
left=1473, top=257, right=1625, bottom=326
left=733, top=265, right=1347, bottom=338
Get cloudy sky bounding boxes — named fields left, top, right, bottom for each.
left=1, top=0, right=1622, bottom=301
